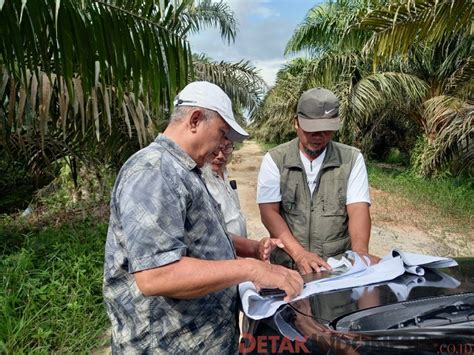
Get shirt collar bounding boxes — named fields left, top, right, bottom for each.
left=299, top=149, right=326, bottom=166
left=155, top=134, right=199, bottom=172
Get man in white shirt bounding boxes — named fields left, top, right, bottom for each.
left=203, top=138, right=282, bottom=261
left=257, top=87, right=379, bottom=274
left=203, top=138, right=247, bottom=237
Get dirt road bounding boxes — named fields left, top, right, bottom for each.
left=228, top=140, right=473, bottom=257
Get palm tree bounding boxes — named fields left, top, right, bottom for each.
left=193, top=53, right=267, bottom=123
left=252, top=0, right=375, bottom=144
left=0, top=0, right=197, bottom=139
left=352, top=0, right=473, bottom=175
left=360, top=0, right=472, bottom=66
left=251, top=58, right=310, bottom=143
left=253, top=0, right=473, bottom=176
left=0, top=0, right=247, bottom=184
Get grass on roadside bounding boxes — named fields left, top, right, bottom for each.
left=367, top=163, right=473, bottom=233
left=258, top=141, right=279, bottom=152
left=0, top=217, right=109, bottom=353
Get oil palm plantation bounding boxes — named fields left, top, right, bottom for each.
left=0, top=0, right=265, bottom=187
left=354, top=0, right=473, bottom=176
left=253, top=0, right=473, bottom=176
left=252, top=0, right=379, bottom=144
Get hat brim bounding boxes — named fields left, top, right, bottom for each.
left=297, top=116, right=340, bottom=132
left=222, top=116, right=250, bottom=142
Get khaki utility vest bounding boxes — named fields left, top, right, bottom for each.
left=269, top=138, right=360, bottom=268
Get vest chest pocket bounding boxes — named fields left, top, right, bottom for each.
left=282, top=200, right=300, bottom=215
left=321, top=178, right=347, bottom=216
left=281, top=184, right=302, bottom=216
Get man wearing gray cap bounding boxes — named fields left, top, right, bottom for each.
left=257, top=87, right=379, bottom=274
left=104, top=81, right=303, bottom=353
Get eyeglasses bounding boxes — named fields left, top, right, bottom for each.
left=216, top=143, right=234, bottom=155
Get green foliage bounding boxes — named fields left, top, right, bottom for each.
left=367, top=162, right=474, bottom=225
left=357, top=112, right=420, bottom=164
left=410, top=135, right=429, bottom=176
left=0, top=218, right=109, bottom=353
left=0, top=152, right=114, bottom=351
left=385, top=148, right=404, bottom=165
left=257, top=141, right=280, bottom=153
left=285, top=0, right=371, bottom=55
left=0, top=0, right=242, bottom=184
left=360, top=0, right=472, bottom=66
left=0, top=0, right=193, bottom=146
left=0, top=155, right=29, bottom=189
left=253, top=0, right=473, bottom=177
left=250, top=60, right=305, bottom=143
left=192, top=53, right=267, bottom=115
left=36, top=157, right=114, bottom=207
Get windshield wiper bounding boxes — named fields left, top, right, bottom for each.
left=390, top=301, right=474, bottom=329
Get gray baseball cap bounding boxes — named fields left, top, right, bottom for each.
left=297, top=88, right=341, bottom=132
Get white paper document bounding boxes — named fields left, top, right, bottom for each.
left=239, top=249, right=458, bottom=320
left=381, top=248, right=457, bottom=275
left=351, top=270, right=460, bottom=302
left=385, top=271, right=461, bottom=301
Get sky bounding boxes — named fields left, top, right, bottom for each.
left=188, top=0, right=323, bottom=87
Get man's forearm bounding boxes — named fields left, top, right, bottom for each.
left=232, top=234, right=258, bottom=259
left=133, top=256, right=305, bottom=302
left=134, top=257, right=259, bottom=298
left=347, top=202, right=371, bottom=253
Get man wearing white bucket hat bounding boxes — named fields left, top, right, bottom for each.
left=257, top=87, right=379, bottom=274
left=104, top=81, right=303, bottom=353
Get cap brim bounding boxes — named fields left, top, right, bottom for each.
left=298, top=116, right=340, bottom=132
left=223, top=117, right=250, bottom=142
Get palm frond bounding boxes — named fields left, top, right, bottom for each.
left=443, top=55, right=474, bottom=99
left=360, top=0, right=473, bottom=63
left=0, top=0, right=191, bottom=128
left=348, top=72, right=429, bottom=126
left=192, top=54, right=267, bottom=114
left=285, top=0, right=371, bottom=56
left=250, top=68, right=305, bottom=142
left=179, top=0, right=237, bottom=43
left=308, top=51, right=369, bottom=88
left=420, top=96, right=474, bottom=175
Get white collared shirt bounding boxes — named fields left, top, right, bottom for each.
left=202, top=165, right=248, bottom=237
left=257, top=148, right=370, bottom=205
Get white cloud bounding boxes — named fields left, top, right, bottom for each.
left=225, top=0, right=278, bottom=19
left=253, top=6, right=279, bottom=19
left=253, top=58, right=287, bottom=87
left=189, top=0, right=318, bottom=85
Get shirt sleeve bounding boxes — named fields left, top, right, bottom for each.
left=257, top=153, right=282, bottom=203
left=117, top=167, right=188, bottom=273
left=346, top=152, right=371, bottom=205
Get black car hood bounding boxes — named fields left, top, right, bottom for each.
left=244, top=259, right=474, bottom=354
left=287, top=258, right=474, bottom=331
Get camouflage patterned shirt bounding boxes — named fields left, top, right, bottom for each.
left=103, top=134, right=239, bottom=354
